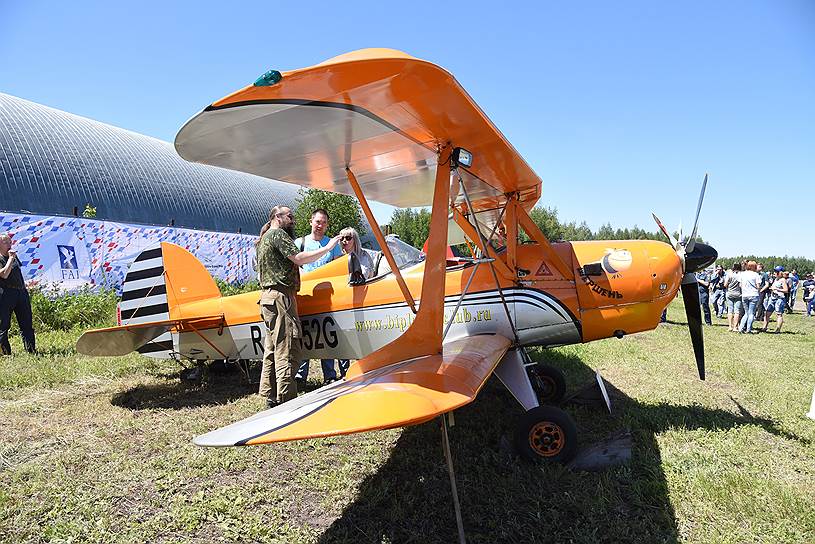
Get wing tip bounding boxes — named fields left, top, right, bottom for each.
left=193, top=433, right=236, bottom=448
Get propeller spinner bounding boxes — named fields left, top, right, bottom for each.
left=653, top=174, right=717, bottom=380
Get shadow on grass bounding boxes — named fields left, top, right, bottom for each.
left=317, top=349, right=803, bottom=544
left=761, top=329, right=806, bottom=335
left=110, top=360, right=339, bottom=409
left=111, top=364, right=256, bottom=410
left=663, top=319, right=727, bottom=328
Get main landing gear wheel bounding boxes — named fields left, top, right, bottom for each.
left=180, top=364, right=204, bottom=382
left=514, top=406, right=578, bottom=463
left=528, top=363, right=567, bottom=404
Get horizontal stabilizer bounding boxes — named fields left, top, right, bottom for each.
left=76, top=315, right=224, bottom=357
left=194, top=334, right=512, bottom=447
left=77, top=323, right=173, bottom=356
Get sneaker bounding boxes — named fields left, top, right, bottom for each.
left=266, top=397, right=279, bottom=409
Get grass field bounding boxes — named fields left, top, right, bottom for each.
left=1, top=300, right=814, bottom=543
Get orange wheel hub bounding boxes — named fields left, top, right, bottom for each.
left=528, top=421, right=565, bottom=457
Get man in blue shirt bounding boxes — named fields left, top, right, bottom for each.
left=293, top=209, right=345, bottom=386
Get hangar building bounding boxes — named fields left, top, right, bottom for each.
left=0, top=92, right=299, bottom=233
left=0, top=93, right=306, bottom=289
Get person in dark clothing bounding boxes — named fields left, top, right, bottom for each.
left=696, top=269, right=713, bottom=325
left=755, top=263, right=769, bottom=321
left=803, top=273, right=815, bottom=317
left=0, top=233, right=36, bottom=355
left=710, top=266, right=726, bottom=319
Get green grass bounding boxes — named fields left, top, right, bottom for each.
left=1, top=300, right=813, bottom=543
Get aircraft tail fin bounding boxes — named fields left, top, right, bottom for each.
left=118, top=242, right=221, bottom=357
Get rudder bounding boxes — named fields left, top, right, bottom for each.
left=119, top=242, right=220, bottom=357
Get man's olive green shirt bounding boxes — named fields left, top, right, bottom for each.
left=257, top=228, right=299, bottom=289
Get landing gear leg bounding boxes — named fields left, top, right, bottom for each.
left=527, top=362, right=567, bottom=405
left=496, top=349, right=578, bottom=463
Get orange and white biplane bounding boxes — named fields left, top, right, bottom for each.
left=77, top=49, right=716, bottom=464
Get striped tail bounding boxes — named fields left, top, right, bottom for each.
left=120, top=242, right=221, bottom=358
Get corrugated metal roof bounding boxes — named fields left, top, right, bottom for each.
left=0, top=93, right=302, bottom=234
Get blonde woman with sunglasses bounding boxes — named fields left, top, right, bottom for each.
left=339, top=227, right=376, bottom=280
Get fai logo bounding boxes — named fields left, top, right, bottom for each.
left=58, top=245, right=79, bottom=279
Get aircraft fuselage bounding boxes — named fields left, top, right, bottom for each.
left=163, top=239, right=682, bottom=363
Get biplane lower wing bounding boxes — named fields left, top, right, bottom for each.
left=193, top=333, right=512, bottom=447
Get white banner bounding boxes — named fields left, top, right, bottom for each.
left=0, top=213, right=258, bottom=293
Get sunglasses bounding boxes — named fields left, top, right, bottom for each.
left=340, top=235, right=354, bottom=241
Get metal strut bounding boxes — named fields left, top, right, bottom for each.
left=456, top=170, right=521, bottom=346
left=441, top=414, right=466, bottom=544
left=442, top=258, right=492, bottom=341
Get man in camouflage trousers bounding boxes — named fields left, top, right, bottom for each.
left=255, top=206, right=340, bottom=408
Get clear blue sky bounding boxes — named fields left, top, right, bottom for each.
left=1, top=1, right=813, bottom=258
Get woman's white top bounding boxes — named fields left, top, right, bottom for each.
left=739, top=270, right=760, bottom=297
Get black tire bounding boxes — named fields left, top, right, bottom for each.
left=207, top=359, right=233, bottom=374
left=514, top=406, right=578, bottom=463
left=180, top=365, right=204, bottom=382
left=528, top=363, right=567, bottom=404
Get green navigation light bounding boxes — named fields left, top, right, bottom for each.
left=254, top=69, right=282, bottom=87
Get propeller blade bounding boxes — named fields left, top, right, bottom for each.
left=652, top=213, right=678, bottom=249
left=686, top=173, right=709, bottom=253
left=680, top=281, right=706, bottom=380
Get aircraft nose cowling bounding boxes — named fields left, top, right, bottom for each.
left=684, top=242, right=718, bottom=273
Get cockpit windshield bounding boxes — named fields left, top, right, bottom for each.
left=384, top=235, right=424, bottom=270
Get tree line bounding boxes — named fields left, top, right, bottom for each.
left=387, top=205, right=683, bottom=248
left=291, top=190, right=812, bottom=275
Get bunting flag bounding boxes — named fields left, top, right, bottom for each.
left=0, top=213, right=257, bottom=293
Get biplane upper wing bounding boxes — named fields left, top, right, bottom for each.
left=175, top=48, right=541, bottom=219
left=193, top=334, right=512, bottom=447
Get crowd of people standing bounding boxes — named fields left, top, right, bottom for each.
left=697, top=261, right=813, bottom=334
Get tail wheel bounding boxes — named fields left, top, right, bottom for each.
left=528, top=363, right=567, bottom=404
left=514, top=406, right=578, bottom=463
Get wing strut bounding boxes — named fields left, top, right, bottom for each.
left=346, top=167, right=417, bottom=314
left=345, top=146, right=453, bottom=378
left=442, top=256, right=494, bottom=341
left=441, top=414, right=467, bottom=544
left=456, top=169, right=521, bottom=345
left=451, top=209, right=514, bottom=278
